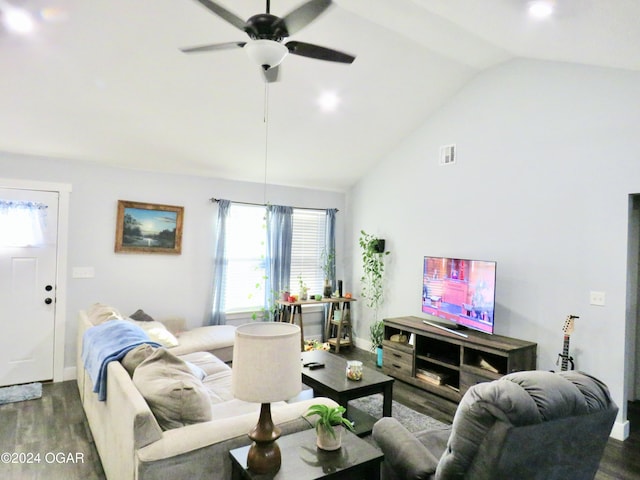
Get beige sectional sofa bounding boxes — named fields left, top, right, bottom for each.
left=76, top=305, right=336, bottom=480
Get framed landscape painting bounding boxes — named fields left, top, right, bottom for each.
left=115, top=200, right=183, bottom=254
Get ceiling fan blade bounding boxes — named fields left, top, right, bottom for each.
left=286, top=41, right=355, bottom=63
left=180, top=41, right=246, bottom=54
left=193, top=0, right=246, bottom=31
left=263, top=65, right=281, bottom=83
left=280, top=0, right=332, bottom=35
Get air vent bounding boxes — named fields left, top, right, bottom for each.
left=439, top=144, right=456, bottom=166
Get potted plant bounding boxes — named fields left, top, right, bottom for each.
left=305, top=404, right=354, bottom=451
left=320, top=248, right=335, bottom=297
left=370, top=320, right=384, bottom=368
left=298, top=275, right=308, bottom=301
left=359, top=230, right=390, bottom=363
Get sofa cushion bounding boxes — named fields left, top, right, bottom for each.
left=184, top=361, right=207, bottom=381
left=178, top=351, right=230, bottom=377
left=170, top=325, right=235, bottom=356
left=128, top=319, right=180, bottom=348
left=133, top=348, right=212, bottom=430
left=121, top=343, right=157, bottom=377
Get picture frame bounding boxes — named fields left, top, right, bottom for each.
left=115, top=200, right=184, bottom=254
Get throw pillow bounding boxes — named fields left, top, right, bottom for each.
left=86, top=303, right=123, bottom=324
left=121, top=344, right=157, bottom=377
left=127, top=319, right=180, bottom=348
left=133, top=349, right=212, bottom=430
left=130, top=309, right=155, bottom=322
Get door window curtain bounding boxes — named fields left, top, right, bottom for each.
left=210, top=199, right=230, bottom=325
left=0, top=200, right=48, bottom=247
left=265, top=205, right=293, bottom=320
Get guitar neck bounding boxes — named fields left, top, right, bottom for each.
left=561, top=335, right=570, bottom=371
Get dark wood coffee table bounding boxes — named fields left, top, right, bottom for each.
left=300, top=350, right=394, bottom=436
left=229, top=427, right=383, bottom=480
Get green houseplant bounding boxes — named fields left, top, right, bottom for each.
left=359, top=230, right=390, bottom=316
left=359, top=230, right=390, bottom=366
left=370, top=320, right=385, bottom=367
left=305, top=404, right=354, bottom=451
left=298, top=274, right=308, bottom=301
left=320, top=248, right=335, bottom=297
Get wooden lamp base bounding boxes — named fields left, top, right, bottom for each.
left=247, top=403, right=282, bottom=474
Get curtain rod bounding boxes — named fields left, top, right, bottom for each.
left=209, top=197, right=338, bottom=212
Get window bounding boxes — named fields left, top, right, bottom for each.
left=223, top=204, right=266, bottom=312
left=289, top=209, right=326, bottom=297
left=0, top=200, right=48, bottom=247
left=222, top=204, right=327, bottom=313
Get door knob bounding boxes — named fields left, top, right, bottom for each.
left=45, top=285, right=53, bottom=291
left=44, top=298, right=53, bottom=305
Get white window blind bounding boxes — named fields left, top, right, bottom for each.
left=223, top=204, right=266, bottom=312
left=289, top=209, right=326, bottom=297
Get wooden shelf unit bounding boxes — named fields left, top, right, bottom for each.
left=382, top=316, right=537, bottom=403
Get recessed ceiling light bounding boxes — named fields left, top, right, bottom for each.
left=2, top=7, right=35, bottom=34
left=528, top=0, right=554, bottom=18
left=318, top=92, right=340, bottom=112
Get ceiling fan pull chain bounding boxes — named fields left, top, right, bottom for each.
left=263, top=81, right=270, bottom=204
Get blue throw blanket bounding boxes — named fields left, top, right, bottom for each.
left=82, top=319, right=161, bottom=401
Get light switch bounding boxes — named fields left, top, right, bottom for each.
left=72, top=267, right=95, bottom=279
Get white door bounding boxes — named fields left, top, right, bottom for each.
left=0, top=188, right=59, bottom=387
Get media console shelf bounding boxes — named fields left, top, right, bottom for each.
left=382, top=316, right=537, bottom=403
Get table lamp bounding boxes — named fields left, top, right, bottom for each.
left=232, top=322, right=301, bottom=474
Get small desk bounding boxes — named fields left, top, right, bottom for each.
left=229, top=427, right=383, bottom=480
left=276, top=297, right=356, bottom=350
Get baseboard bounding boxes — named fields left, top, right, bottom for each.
left=63, top=366, right=77, bottom=381
left=610, top=419, right=630, bottom=441
left=354, top=335, right=371, bottom=352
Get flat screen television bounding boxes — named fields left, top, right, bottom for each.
left=421, top=256, right=497, bottom=335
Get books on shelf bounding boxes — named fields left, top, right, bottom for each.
left=415, top=368, right=447, bottom=385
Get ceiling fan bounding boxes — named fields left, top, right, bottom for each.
left=181, top=0, right=356, bottom=82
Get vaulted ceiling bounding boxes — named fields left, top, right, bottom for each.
left=2, top=0, right=639, bottom=191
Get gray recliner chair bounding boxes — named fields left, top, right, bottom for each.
left=372, top=370, right=617, bottom=480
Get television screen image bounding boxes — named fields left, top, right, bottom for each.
left=422, top=256, right=497, bottom=334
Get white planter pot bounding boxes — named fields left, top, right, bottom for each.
left=316, top=425, right=343, bottom=451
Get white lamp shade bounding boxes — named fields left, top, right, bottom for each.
left=232, top=322, right=301, bottom=403
left=245, top=40, right=289, bottom=70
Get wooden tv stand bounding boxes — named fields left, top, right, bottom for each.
left=382, top=316, right=537, bottom=403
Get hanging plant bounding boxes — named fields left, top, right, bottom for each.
left=359, top=230, right=390, bottom=322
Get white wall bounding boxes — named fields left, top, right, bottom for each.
left=346, top=58, right=640, bottom=439
left=0, top=153, right=345, bottom=372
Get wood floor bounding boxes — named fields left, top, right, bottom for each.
left=0, top=380, right=105, bottom=480
left=0, top=348, right=637, bottom=479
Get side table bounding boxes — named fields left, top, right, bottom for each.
left=276, top=297, right=356, bottom=350
left=229, top=428, right=382, bottom=480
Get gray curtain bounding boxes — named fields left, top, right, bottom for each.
left=209, top=199, right=231, bottom=325
left=325, top=208, right=337, bottom=290
left=265, top=205, right=293, bottom=320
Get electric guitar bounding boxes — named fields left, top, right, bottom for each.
left=557, top=315, right=578, bottom=371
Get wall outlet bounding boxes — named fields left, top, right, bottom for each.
left=589, top=291, right=606, bottom=306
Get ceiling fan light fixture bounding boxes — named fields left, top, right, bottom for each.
left=245, top=40, right=289, bottom=70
